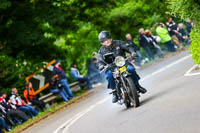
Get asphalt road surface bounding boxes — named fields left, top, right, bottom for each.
left=25, top=50, right=200, bottom=133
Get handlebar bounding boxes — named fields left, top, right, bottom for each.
left=100, top=55, right=136, bottom=73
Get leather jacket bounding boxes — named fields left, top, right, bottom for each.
left=97, top=40, right=135, bottom=70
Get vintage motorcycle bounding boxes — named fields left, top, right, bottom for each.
left=102, top=53, right=140, bottom=108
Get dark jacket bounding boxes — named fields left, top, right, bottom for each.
left=138, top=34, right=151, bottom=48
left=166, top=21, right=178, bottom=36
left=126, top=40, right=140, bottom=51
left=146, top=35, right=158, bottom=49
left=177, top=28, right=187, bottom=37
left=98, top=40, right=135, bottom=69
left=185, top=22, right=192, bottom=34
left=52, top=67, right=66, bottom=80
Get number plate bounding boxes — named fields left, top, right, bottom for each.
left=119, top=66, right=128, bottom=73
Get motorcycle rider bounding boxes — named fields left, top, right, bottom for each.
left=97, top=31, right=147, bottom=103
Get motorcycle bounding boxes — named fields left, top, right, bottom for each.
left=102, top=53, right=140, bottom=108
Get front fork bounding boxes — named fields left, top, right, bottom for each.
left=119, top=75, right=129, bottom=103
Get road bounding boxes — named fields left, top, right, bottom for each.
left=24, top=50, right=200, bottom=133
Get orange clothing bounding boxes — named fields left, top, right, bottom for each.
left=24, top=87, right=35, bottom=103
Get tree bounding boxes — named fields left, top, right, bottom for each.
left=168, top=0, right=200, bottom=64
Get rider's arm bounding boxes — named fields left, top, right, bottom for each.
left=117, top=40, right=135, bottom=54
left=97, top=48, right=106, bottom=70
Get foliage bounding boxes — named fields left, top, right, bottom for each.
left=0, top=0, right=169, bottom=93
left=168, top=0, right=200, bottom=64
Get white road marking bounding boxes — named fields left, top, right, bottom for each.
left=54, top=54, right=192, bottom=133
left=140, top=54, right=192, bottom=82
left=184, top=64, right=200, bottom=76
left=54, top=97, right=110, bottom=133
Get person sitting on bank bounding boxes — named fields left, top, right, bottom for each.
left=70, top=63, right=93, bottom=89
left=0, top=92, right=28, bottom=126
left=49, top=75, right=70, bottom=102
left=10, top=88, right=38, bottom=118
left=23, top=82, right=46, bottom=111
left=52, top=60, right=75, bottom=98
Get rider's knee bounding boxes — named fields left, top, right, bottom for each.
left=106, top=70, right=114, bottom=79
left=127, top=65, right=135, bottom=72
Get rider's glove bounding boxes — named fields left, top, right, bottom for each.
left=99, top=65, right=104, bottom=71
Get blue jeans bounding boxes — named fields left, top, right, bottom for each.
left=105, top=65, right=140, bottom=90
left=60, top=79, right=74, bottom=98
left=77, top=77, right=92, bottom=88
left=165, top=41, right=176, bottom=52
left=50, top=88, right=69, bottom=101
left=19, top=105, right=38, bottom=118
left=136, top=50, right=142, bottom=66
left=144, top=46, right=154, bottom=60
left=0, top=116, right=9, bottom=132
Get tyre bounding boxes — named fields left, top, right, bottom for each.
left=125, top=77, right=140, bottom=107
left=124, top=99, right=131, bottom=108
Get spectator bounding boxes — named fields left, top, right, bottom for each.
left=10, top=88, right=38, bottom=118
left=177, top=23, right=189, bottom=45
left=93, top=52, right=106, bottom=83
left=185, top=18, right=193, bottom=37
left=166, top=17, right=183, bottom=49
left=125, top=33, right=142, bottom=67
left=52, top=60, right=74, bottom=98
left=156, top=23, right=176, bottom=52
left=70, top=63, right=93, bottom=89
left=145, top=30, right=164, bottom=58
left=49, top=75, right=69, bottom=102
left=24, top=82, right=46, bottom=111
left=0, top=116, right=10, bottom=133
left=86, top=52, right=105, bottom=84
left=138, top=28, right=155, bottom=60
left=0, top=93, right=28, bottom=126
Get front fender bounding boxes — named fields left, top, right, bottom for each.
left=122, top=72, right=131, bottom=78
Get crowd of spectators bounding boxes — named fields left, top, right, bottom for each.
left=0, top=60, right=98, bottom=132
left=126, top=17, right=192, bottom=68
left=0, top=87, right=38, bottom=132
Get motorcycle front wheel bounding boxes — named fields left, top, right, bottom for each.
left=125, top=77, right=140, bottom=107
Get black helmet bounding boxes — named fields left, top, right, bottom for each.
left=98, top=31, right=111, bottom=43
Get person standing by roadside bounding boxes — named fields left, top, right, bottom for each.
left=177, top=23, right=189, bottom=45
left=125, top=33, right=142, bottom=67
left=166, top=17, right=183, bottom=49
left=145, top=30, right=164, bottom=58
left=185, top=18, right=193, bottom=37
left=138, top=28, right=155, bottom=60
left=156, top=23, right=176, bottom=52
left=52, top=60, right=75, bottom=98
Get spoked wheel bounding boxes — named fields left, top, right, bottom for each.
left=125, top=77, right=140, bottom=107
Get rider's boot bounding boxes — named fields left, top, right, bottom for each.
left=136, top=84, right=147, bottom=94
left=112, top=90, right=118, bottom=103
